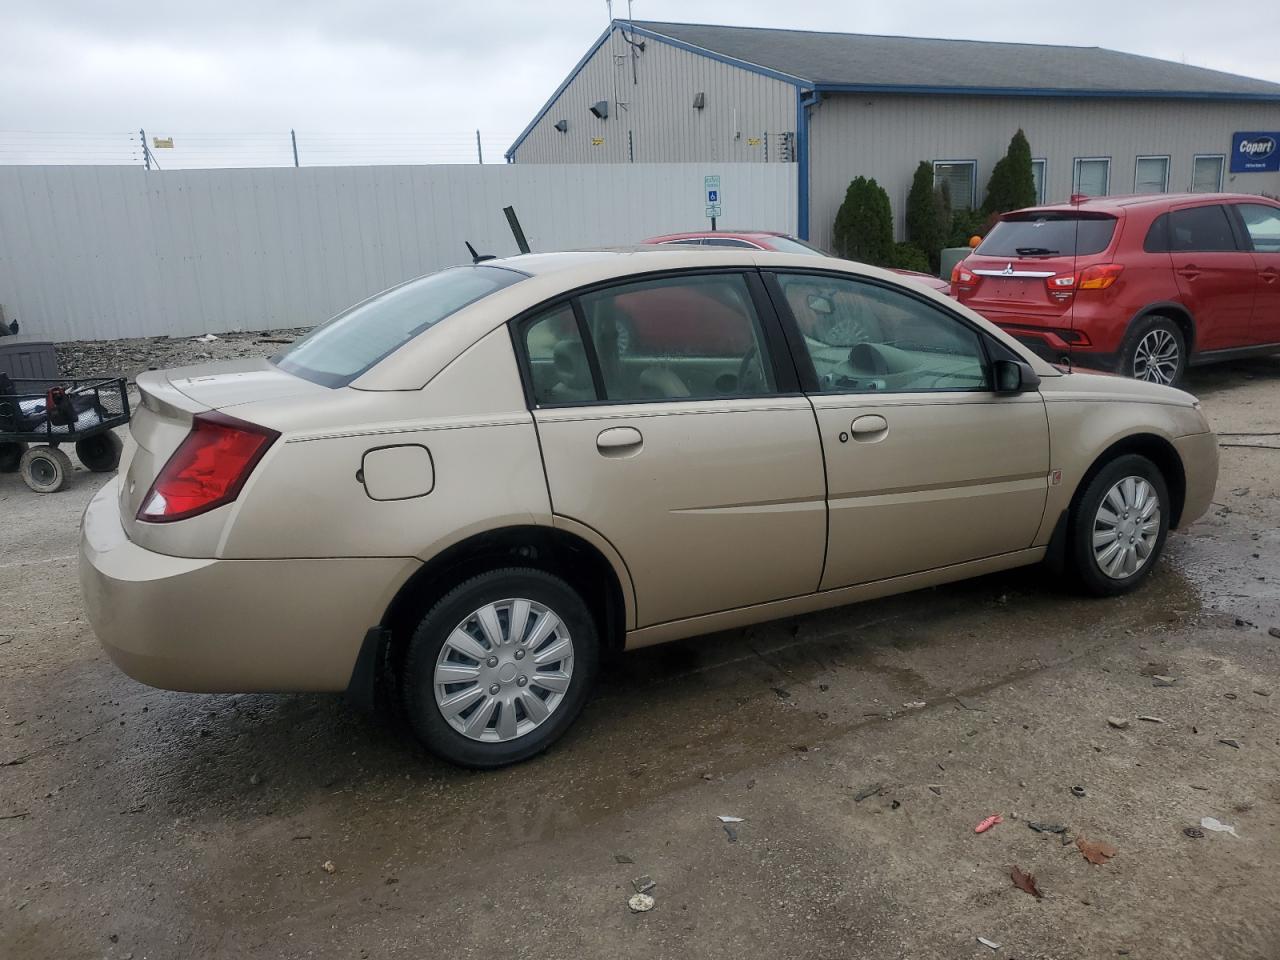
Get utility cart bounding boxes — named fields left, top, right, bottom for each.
left=0, top=375, right=130, bottom=492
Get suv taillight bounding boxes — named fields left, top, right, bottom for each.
left=950, top=260, right=977, bottom=295
left=137, top=412, right=279, bottom=523
left=1044, top=263, right=1124, bottom=301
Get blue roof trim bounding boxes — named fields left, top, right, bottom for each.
left=625, top=23, right=808, bottom=87
left=505, top=25, right=614, bottom=161
left=812, top=81, right=1280, bottom=102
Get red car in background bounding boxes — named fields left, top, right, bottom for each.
left=643, top=230, right=953, bottom=294
left=952, top=194, right=1280, bottom=385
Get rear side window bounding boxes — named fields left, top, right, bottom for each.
left=1236, top=203, right=1280, bottom=253
left=700, top=237, right=760, bottom=248
left=275, top=265, right=525, bottom=387
left=1167, top=205, right=1238, bottom=253
left=977, top=215, right=1116, bottom=258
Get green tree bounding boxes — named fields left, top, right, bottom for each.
left=982, top=129, right=1037, bottom=216
left=832, top=176, right=893, bottom=266
left=905, top=160, right=951, bottom=273
left=887, top=242, right=931, bottom=273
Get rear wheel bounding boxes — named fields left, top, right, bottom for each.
left=1120, top=315, right=1185, bottom=387
left=19, top=446, right=73, bottom=493
left=75, top=431, right=123, bottom=472
left=0, top=441, right=26, bottom=472
left=1069, top=454, right=1169, bottom=596
left=401, top=568, right=599, bottom=768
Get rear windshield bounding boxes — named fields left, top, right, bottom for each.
left=274, top=265, right=526, bottom=387
left=976, top=213, right=1117, bottom=258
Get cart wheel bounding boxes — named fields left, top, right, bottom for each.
left=0, top=441, right=26, bottom=473
left=76, top=432, right=123, bottom=473
left=20, top=446, right=73, bottom=493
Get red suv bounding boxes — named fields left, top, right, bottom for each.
left=952, top=194, right=1280, bottom=384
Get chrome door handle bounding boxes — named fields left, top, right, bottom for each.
left=596, top=426, right=643, bottom=457
left=1261, top=269, right=1279, bottom=284
left=1177, top=267, right=1200, bottom=280
left=850, top=414, right=888, bottom=442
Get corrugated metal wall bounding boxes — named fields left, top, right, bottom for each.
left=510, top=26, right=797, bottom=164
left=0, top=162, right=797, bottom=342
left=808, top=94, right=1280, bottom=250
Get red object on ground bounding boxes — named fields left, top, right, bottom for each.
left=974, top=814, right=1004, bottom=834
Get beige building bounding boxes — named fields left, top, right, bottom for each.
left=507, top=21, right=1280, bottom=252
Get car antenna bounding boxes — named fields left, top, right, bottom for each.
left=464, top=241, right=496, bottom=264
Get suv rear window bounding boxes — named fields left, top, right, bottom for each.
left=976, top=214, right=1117, bottom=258
left=274, top=265, right=526, bottom=387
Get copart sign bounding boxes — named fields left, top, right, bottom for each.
left=1231, top=132, right=1280, bottom=173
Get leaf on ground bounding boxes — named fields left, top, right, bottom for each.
left=1008, top=864, right=1043, bottom=899
left=1076, top=837, right=1118, bottom=865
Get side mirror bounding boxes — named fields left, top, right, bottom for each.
left=806, top=294, right=834, bottom=315
left=993, top=359, right=1041, bottom=394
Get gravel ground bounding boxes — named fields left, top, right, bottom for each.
left=54, top=329, right=309, bottom=382
left=2, top=351, right=1279, bottom=960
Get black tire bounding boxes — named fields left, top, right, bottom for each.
left=0, top=441, right=26, bottom=472
left=1118, top=314, right=1186, bottom=387
left=19, top=446, right=73, bottom=493
left=1068, top=454, right=1170, bottom=597
left=401, top=568, right=599, bottom=768
left=75, top=431, right=123, bottom=472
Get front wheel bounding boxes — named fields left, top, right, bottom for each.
left=1069, top=454, right=1170, bottom=596
left=1120, top=315, right=1185, bottom=387
left=401, top=568, right=599, bottom=768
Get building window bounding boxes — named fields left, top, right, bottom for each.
left=1073, top=158, right=1110, bottom=197
left=1191, top=155, right=1225, bottom=193
left=1031, top=159, right=1047, bottom=204
left=934, top=160, right=976, bottom=210
left=1134, top=156, right=1170, bottom=194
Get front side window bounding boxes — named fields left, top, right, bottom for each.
left=1168, top=205, right=1238, bottom=252
left=700, top=237, right=760, bottom=248
left=1073, top=158, right=1110, bottom=197
left=775, top=273, right=990, bottom=393
left=1191, top=155, right=1224, bottom=193
left=934, top=161, right=976, bottom=210
left=275, top=265, right=525, bottom=387
left=1236, top=203, right=1280, bottom=253
left=578, top=273, right=777, bottom=402
left=1135, top=156, right=1170, bottom=194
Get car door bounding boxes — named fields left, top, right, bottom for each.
left=1166, top=202, right=1256, bottom=350
left=516, top=271, right=827, bottom=628
left=766, top=270, right=1050, bottom=589
left=1230, top=201, right=1280, bottom=344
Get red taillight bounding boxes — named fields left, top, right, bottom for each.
left=1044, top=263, right=1123, bottom=300
left=950, top=261, right=977, bottom=295
left=137, top=412, right=279, bottom=523
left=1078, top=263, right=1124, bottom=290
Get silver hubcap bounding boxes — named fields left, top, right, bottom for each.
left=1133, top=329, right=1179, bottom=384
left=1093, top=476, right=1161, bottom=579
left=433, top=598, right=574, bottom=743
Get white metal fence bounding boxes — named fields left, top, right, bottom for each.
left=0, top=163, right=797, bottom=341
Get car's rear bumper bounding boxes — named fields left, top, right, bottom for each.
left=79, top=477, right=418, bottom=693
left=1173, top=431, right=1219, bottom=529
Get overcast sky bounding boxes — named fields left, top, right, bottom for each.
left=2, top=0, right=1277, bottom=165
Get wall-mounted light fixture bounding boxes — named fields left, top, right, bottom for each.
left=692, top=92, right=705, bottom=110
left=553, top=119, right=568, bottom=133
left=589, top=100, right=609, bottom=119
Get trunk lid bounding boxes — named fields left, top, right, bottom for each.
left=119, top=359, right=322, bottom=546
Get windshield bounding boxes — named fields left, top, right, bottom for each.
left=766, top=235, right=830, bottom=256
left=274, top=265, right=526, bottom=387
left=977, top=214, right=1117, bottom=258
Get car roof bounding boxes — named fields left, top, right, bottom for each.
left=644, top=230, right=788, bottom=242
left=1012, top=193, right=1273, bottom=215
